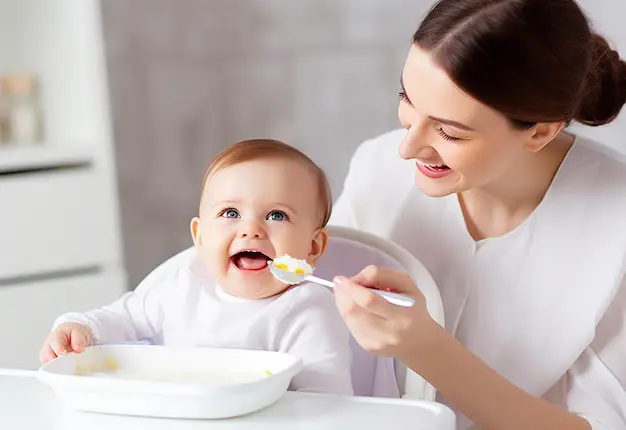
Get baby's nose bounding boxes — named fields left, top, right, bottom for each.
left=241, top=231, right=261, bottom=238
left=239, top=222, right=264, bottom=238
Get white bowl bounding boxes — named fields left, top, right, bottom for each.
left=37, top=344, right=303, bottom=419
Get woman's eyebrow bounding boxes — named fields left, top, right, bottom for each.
left=429, top=115, right=475, bottom=131
left=400, top=75, right=475, bottom=132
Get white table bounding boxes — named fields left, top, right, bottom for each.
left=0, top=375, right=456, bottom=429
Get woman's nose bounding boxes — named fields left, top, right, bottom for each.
left=399, top=125, right=433, bottom=160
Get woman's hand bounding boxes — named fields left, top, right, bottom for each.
left=334, top=267, right=592, bottom=430
left=333, top=265, right=440, bottom=363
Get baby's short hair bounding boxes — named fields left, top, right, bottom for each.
left=201, top=139, right=332, bottom=227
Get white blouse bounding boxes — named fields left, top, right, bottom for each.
left=329, top=129, right=626, bottom=430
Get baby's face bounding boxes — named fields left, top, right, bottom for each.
left=191, top=158, right=327, bottom=299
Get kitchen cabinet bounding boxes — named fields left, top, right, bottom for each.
left=0, top=0, right=126, bottom=369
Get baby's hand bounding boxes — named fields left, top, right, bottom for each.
left=39, top=322, right=92, bottom=364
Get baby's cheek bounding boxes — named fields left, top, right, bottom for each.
left=274, top=228, right=315, bottom=256
left=200, top=246, right=228, bottom=275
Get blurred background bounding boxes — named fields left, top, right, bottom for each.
left=102, top=0, right=431, bottom=287
left=0, top=0, right=624, bottom=369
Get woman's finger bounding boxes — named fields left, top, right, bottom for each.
left=334, top=275, right=397, bottom=318
left=334, top=289, right=396, bottom=353
left=352, top=265, right=418, bottom=295
left=334, top=283, right=368, bottom=319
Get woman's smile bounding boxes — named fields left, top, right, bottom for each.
left=415, top=159, right=452, bottom=179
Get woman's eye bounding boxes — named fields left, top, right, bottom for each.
left=398, top=90, right=412, bottom=106
left=222, top=209, right=240, bottom=219
left=267, top=211, right=288, bottom=222
left=437, top=127, right=461, bottom=142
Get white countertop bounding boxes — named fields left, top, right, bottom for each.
left=0, top=375, right=456, bottom=429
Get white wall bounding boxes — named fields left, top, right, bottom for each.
left=569, top=0, right=626, bottom=154
left=103, top=0, right=433, bottom=286
left=104, top=0, right=626, bottom=287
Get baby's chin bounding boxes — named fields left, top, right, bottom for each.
left=220, top=278, right=292, bottom=300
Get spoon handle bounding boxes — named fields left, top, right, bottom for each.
left=305, top=275, right=415, bottom=307
left=306, top=275, right=334, bottom=288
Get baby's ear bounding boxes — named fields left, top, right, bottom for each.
left=308, top=228, right=328, bottom=264
left=190, top=217, right=202, bottom=246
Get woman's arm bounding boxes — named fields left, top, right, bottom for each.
left=333, top=267, right=604, bottom=430
left=562, top=279, right=626, bottom=430
left=410, top=319, right=591, bottom=430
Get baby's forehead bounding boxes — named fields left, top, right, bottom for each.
left=203, top=161, right=318, bottom=200
left=207, top=158, right=316, bottom=186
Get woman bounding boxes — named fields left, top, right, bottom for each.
left=330, top=1, right=626, bottom=429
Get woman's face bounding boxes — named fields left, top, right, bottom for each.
left=398, top=45, right=538, bottom=197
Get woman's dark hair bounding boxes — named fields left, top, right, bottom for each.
left=413, top=0, right=626, bottom=128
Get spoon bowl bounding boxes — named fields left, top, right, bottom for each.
left=268, top=259, right=415, bottom=307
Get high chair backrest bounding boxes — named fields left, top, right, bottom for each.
left=316, top=225, right=444, bottom=402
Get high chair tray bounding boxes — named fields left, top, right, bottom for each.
left=35, top=344, right=303, bottom=419
left=0, top=375, right=457, bottom=430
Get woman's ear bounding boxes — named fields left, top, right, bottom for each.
left=190, top=217, right=202, bottom=247
left=308, top=228, right=328, bottom=265
left=523, top=122, right=566, bottom=153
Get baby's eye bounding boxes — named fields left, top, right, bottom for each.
left=267, top=211, right=288, bottom=222
left=221, top=208, right=240, bottom=219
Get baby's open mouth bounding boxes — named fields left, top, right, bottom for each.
left=231, top=251, right=271, bottom=271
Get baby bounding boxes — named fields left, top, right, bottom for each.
left=40, top=138, right=353, bottom=395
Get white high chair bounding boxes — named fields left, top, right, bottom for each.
left=316, top=225, right=444, bottom=402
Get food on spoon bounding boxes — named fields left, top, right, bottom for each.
left=270, top=254, right=313, bottom=276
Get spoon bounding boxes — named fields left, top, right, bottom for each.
left=268, top=260, right=415, bottom=307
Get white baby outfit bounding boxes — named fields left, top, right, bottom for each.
left=54, top=248, right=353, bottom=395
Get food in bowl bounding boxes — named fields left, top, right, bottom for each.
left=74, top=356, right=274, bottom=384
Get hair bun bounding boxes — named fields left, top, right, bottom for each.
left=575, top=34, right=626, bottom=126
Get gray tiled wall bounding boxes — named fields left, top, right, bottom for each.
left=102, top=0, right=433, bottom=288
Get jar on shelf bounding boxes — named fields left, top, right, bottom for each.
left=1, top=74, right=44, bottom=144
